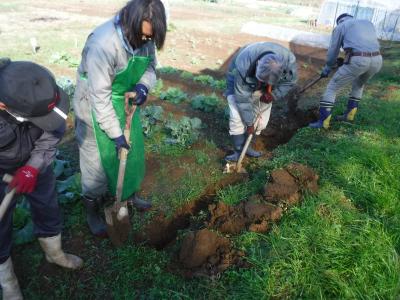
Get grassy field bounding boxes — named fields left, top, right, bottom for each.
left=2, top=0, right=400, bottom=298
left=11, top=44, right=400, bottom=300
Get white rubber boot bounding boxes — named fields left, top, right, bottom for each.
left=38, top=234, right=83, bottom=270
left=0, top=258, right=23, bottom=300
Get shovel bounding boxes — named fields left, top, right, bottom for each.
left=224, top=113, right=262, bottom=174
left=104, top=92, right=137, bottom=247
left=0, top=174, right=15, bottom=222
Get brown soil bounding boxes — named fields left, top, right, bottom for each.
left=178, top=229, right=246, bottom=278
left=208, top=199, right=283, bottom=235
left=264, top=163, right=319, bottom=205
left=135, top=173, right=246, bottom=249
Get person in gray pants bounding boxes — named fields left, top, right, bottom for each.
left=309, top=13, right=383, bottom=129
left=224, top=42, right=298, bottom=161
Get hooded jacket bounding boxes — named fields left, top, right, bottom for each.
left=225, top=42, right=297, bottom=126
left=74, top=17, right=157, bottom=139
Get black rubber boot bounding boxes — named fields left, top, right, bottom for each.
left=225, top=134, right=245, bottom=162
left=82, top=196, right=107, bottom=237
left=127, top=193, right=152, bottom=211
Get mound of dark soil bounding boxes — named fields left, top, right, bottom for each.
left=208, top=199, right=283, bottom=234
left=264, top=163, right=318, bottom=205
left=178, top=229, right=246, bottom=277
left=135, top=174, right=244, bottom=248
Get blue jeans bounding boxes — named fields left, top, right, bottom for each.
left=0, top=166, right=61, bottom=263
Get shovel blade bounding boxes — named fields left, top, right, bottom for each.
left=223, top=162, right=248, bottom=174
left=104, top=201, right=131, bottom=247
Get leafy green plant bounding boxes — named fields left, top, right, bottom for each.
left=56, top=77, right=75, bottom=100
left=193, top=150, right=210, bottom=165
left=193, top=74, right=214, bottom=85
left=49, top=52, right=79, bottom=68
left=157, top=66, right=179, bottom=74
left=164, top=116, right=202, bottom=146
left=150, top=79, right=164, bottom=97
left=191, top=93, right=221, bottom=112
left=180, top=71, right=194, bottom=80
left=193, top=75, right=226, bottom=90
left=140, top=105, right=164, bottom=136
left=190, top=57, right=200, bottom=65
left=210, top=79, right=226, bottom=90
left=160, top=87, right=187, bottom=104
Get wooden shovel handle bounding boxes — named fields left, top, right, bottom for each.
left=0, top=174, right=15, bottom=222
left=236, top=116, right=262, bottom=173
left=115, top=93, right=137, bottom=203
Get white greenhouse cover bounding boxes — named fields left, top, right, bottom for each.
left=318, top=0, right=400, bottom=40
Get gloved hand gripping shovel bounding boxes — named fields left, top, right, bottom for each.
left=0, top=174, right=15, bottom=222
left=224, top=110, right=263, bottom=174
left=104, top=93, right=137, bottom=247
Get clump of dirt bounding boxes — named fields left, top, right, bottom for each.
left=178, top=229, right=246, bottom=278
left=135, top=174, right=245, bottom=249
left=264, top=163, right=319, bottom=205
left=208, top=199, right=283, bottom=234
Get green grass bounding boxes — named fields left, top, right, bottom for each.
left=16, top=44, right=400, bottom=298
left=7, top=2, right=400, bottom=297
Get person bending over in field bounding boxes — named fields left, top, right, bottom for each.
left=224, top=42, right=298, bottom=161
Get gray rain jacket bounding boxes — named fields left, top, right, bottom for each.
left=73, top=17, right=157, bottom=139
left=225, top=42, right=297, bottom=126
left=326, top=17, right=380, bottom=68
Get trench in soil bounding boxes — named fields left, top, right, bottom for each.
left=132, top=66, right=321, bottom=252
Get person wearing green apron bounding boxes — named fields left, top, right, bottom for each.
left=73, top=0, right=167, bottom=237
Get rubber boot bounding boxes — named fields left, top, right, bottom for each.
left=127, top=193, right=152, bottom=211
left=82, top=196, right=107, bottom=237
left=245, top=135, right=262, bottom=158
left=38, top=234, right=83, bottom=270
left=335, top=97, right=359, bottom=122
left=0, top=258, right=23, bottom=300
left=225, top=134, right=245, bottom=162
left=309, top=106, right=332, bottom=129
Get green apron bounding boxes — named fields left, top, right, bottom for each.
left=92, top=56, right=150, bottom=200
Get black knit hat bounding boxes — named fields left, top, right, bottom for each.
left=336, top=13, right=353, bottom=25
left=0, top=59, right=69, bottom=131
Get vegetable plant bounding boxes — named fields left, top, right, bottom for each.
left=140, top=105, right=164, bottom=136
left=191, top=93, right=221, bottom=112
left=160, top=87, right=187, bottom=104
left=164, top=116, right=202, bottom=146
left=158, top=66, right=179, bottom=74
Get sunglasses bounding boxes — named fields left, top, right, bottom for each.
left=142, top=34, right=153, bottom=41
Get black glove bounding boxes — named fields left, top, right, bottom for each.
left=320, top=65, right=331, bottom=78
left=113, top=135, right=130, bottom=155
left=336, top=57, right=344, bottom=67
left=133, top=83, right=148, bottom=106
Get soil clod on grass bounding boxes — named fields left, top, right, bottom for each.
left=207, top=200, right=283, bottom=235
left=264, top=163, right=319, bottom=205
left=178, top=229, right=246, bottom=278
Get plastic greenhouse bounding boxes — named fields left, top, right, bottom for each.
left=318, top=0, right=400, bottom=41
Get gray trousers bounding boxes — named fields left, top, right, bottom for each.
left=322, top=55, right=382, bottom=106
left=73, top=82, right=108, bottom=199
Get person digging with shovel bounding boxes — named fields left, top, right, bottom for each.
left=224, top=42, right=298, bottom=162
left=73, top=0, right=167, bottom=238
left=309, top=13, right=382, bottom=129
left=0, top=58, right=83, bottom=300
